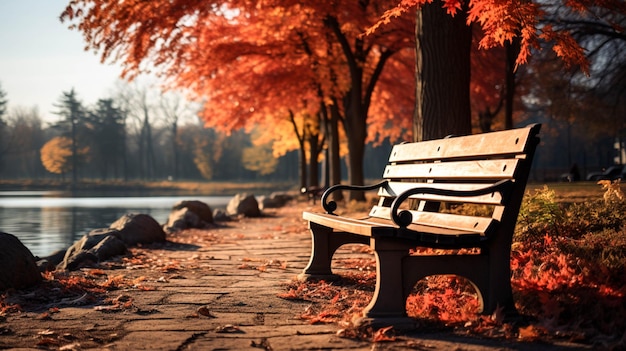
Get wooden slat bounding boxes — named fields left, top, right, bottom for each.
left=378, top=181, right=505, bottom=205
left=369, top=206, right=494, bottom=234
left=302, top=212, right=392, bottom=236
left=303, top=211, right=492, bottom=240
left=383, top=159, right=519, bottom=180
left=388, top=126, right=535, bottom=163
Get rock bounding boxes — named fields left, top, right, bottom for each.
left=172, top=200, right=213, bottom=223
left=62, top=251, right=98, bottom=271
left=0, top=232, right=42, bottom=290
left=212, top=209, right=230, bottom=222
left=226, top=193, right=261, bottom=217
left=164, top=208, right=196, bottom=233
left=39, top=249, right=67, bottom=266
left=258, top=192, right=293, bottom=210
left=58, top=229, right=122, bottom=270
left=64, top=229, right=114, bottom=261
left=110, top=213, right=166, bottom=245
left=269, top=192, right=294, bottom=206
left=37, top=249, right=66, bottom=272
left=164, top=200, right=215, bottom=233
left=89, top=235, right=127, bottom=261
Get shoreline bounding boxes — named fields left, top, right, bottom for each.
left=0, top=179, right=300, bottom=196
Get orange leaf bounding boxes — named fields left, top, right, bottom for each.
left=372, top=326, right=396, bottom=342
left=518, top=325, right=541, bottom=341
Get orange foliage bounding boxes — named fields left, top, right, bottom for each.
left=39, top=136, right=73, bottom=175
left=62, top=0, right=416, bottom=156
left=371, top=0, right=626, bottom=74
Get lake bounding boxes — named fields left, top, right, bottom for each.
left=0, top=191, right=232, bottom=258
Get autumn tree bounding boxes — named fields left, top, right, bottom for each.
left=242, top=143, right=279, bottom=177
left=374, top=0, right=626, bottom=141
left=40, top=136, right=73, bottom=179
left=61, top=0, right=416, bottom=201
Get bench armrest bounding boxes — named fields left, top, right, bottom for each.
left=391, top=179, right=514, bottom=227
left=322, top=181, right=389, bottom=214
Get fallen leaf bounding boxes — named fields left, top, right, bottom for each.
left=518, top=325, right=541, bottom=341
left=197, top=306, right=216, bottom=318
left=372, top=326, right=396, bottom=342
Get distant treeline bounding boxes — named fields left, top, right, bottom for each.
left=0, top=87, right=391, bottom=185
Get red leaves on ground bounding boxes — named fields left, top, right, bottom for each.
left=282, top=233, right=625, bottom=346
left=372, top=326, right=396, bottom=342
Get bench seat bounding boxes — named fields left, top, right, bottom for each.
left=298, top=124, right=541, bottom=329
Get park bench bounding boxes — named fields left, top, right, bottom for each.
left=298, top=124, right=541, bottom=328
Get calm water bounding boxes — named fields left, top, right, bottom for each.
left=0, top=191, right=231, bottom=257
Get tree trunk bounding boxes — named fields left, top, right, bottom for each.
left=328, top=103, right=343, bottom=201
left=289, top=111, right=308, bottom=191
left=299, top=143, right=307, bottom=190
left=414, top=1, right=472, bottom=141
left=307, top=130, right=321, bottom=188
left=504, top=38, right=521, bottom=129
left=172, top=121, right=179, bottom=180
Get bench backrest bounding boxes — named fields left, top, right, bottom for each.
left=369, top=124, right=541, bottom=241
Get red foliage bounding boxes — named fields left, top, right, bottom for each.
left=281, top=234, right=625, bottom=346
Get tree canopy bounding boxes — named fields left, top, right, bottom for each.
left=61, top=0, right=626, bottom=195
left=373, top=0, right=626, bottom=74
left=61, top=0, right=416, bottom=199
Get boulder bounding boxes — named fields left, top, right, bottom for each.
left=64, top=229, right=114, bottom=261
left=226, top=193, right=261, bottom=217
left=212, top=208, right=230, bottom=222
left=39, top=249, right=67, bottom=266
left=0, top=232, right=42, bottom=290
left=110, top=213, right=166, bottom=245
left=61, top=251, right=98, bottom=271
left=164, top=200, right=215, bottom=233
left=37, top=249, right=67, bottom=272
left=58, top=228, right=126, bottom=271
left=258, top=192, right=293, bottom=210
left=90, top=235, right=127, bottom=261
left=172, top=200, right=213, bottom=223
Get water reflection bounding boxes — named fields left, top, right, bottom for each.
left=0, top=193, right=231, bottom=257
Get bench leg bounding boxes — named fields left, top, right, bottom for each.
left=354, top=244, right=417, bottom=330
left=483, top=249, right=516, bottom=315
left=297, top=223, right=369, bottom=281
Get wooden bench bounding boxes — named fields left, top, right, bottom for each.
left=298, top=124, right=541, bottom=328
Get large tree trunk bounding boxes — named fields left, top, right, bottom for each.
left=343, top=92, right=367, bottom=202
left=414, top=1, right=472, bottom=141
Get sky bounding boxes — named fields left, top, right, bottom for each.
left=0, top=0, right=124, bottom=121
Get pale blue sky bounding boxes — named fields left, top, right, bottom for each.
left=0, top=0, right=124, bottom=121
